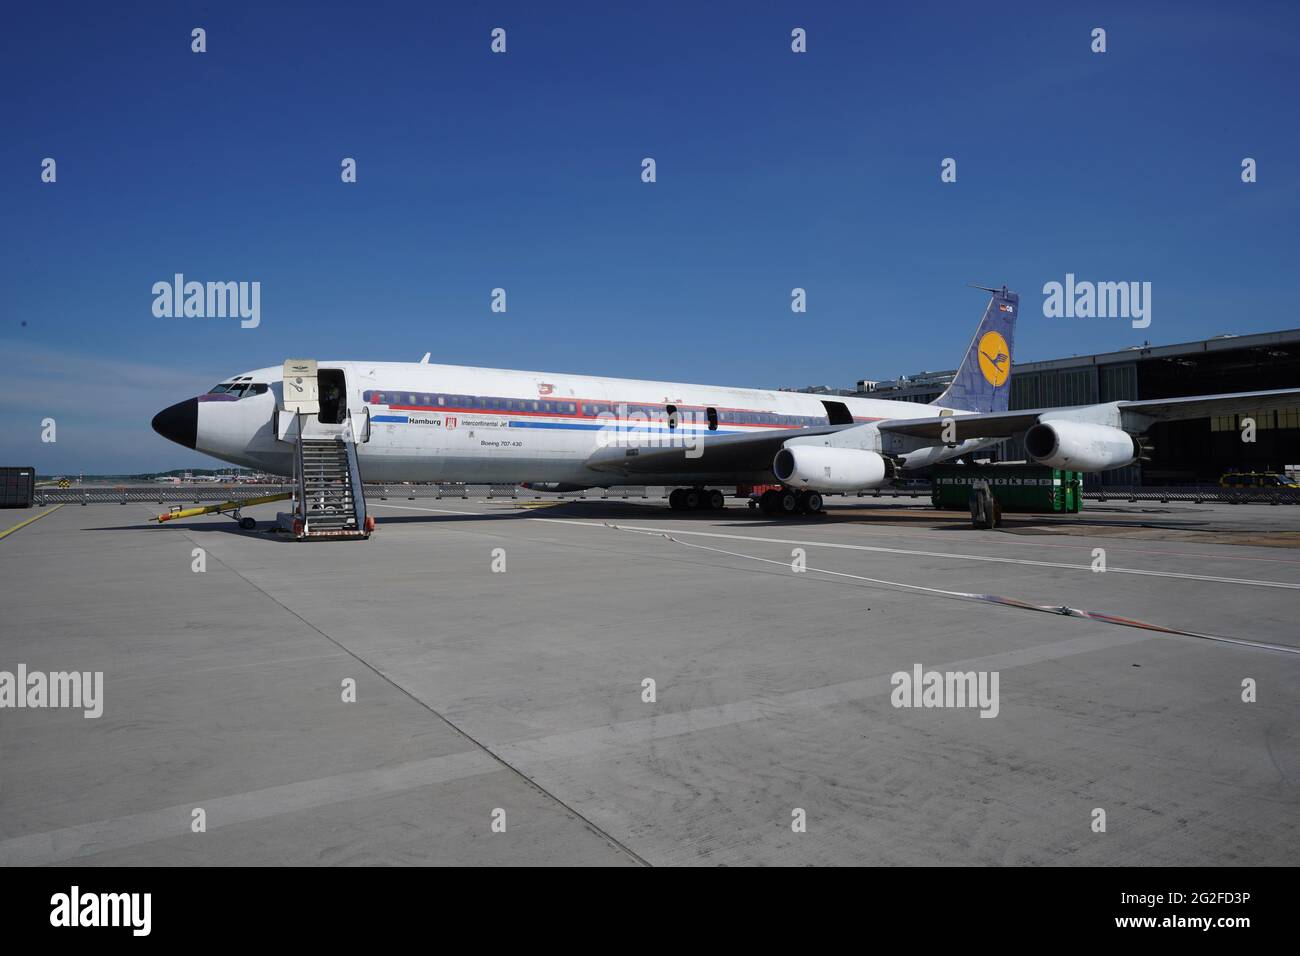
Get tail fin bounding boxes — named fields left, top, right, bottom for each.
left=932, top=287, right=1018, bottom=413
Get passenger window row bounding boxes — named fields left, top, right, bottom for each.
left=362, top=390, right=827, bottom=427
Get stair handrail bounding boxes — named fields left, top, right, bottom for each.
left=344, top=427, right=367, bottom=531
left=292, top=413, right=308, bottom=529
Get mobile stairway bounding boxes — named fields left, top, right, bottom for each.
left=275, top=360, right=372, bottom=540
left=294, top=431, right=370, bottom=538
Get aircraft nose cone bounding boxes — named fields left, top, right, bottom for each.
left=151, top=398, right=198, bottom=449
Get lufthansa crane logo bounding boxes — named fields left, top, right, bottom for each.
left=977, top=331, right=1011, bottom=386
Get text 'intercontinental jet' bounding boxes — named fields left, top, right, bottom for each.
left=152, top=288, right=1300, bottom=516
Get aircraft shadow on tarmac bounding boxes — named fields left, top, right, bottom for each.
left=365, top=500, right=1216, bottom=535
left=87, top=498, right=1222, bottom=539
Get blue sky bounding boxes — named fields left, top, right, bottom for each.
left=2, top=1, right=1298, bottom=471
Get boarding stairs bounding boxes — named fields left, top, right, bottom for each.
left=273, top=359, right=373, bottom=540
left=296, top=435, right=367, bottom=537
left=277, top=411, right=371, bottom=540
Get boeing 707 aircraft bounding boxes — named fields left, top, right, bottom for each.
left=152, top=288, right=1300, bottom=515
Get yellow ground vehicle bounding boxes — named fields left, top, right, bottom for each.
left=154, top=492, right=291, bottom=529
left=1219, top=471, right=1300, bottom=489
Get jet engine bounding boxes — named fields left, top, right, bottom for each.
left=1023, top=421, right=1141, bottom=471
left=772, top=446, right=889, bottom=492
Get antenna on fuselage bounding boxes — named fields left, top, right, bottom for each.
left=419, top=352, right=431, bottom=364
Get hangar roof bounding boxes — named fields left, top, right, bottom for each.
left=1014, top=328, right=1300, bottom=374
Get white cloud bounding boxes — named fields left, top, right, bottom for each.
left=0, top=340, right=228, bottom=472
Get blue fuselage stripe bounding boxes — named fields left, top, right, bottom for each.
left=507, top=420, right=740, bottom=433
left=370, top=413, right=742, bottom=434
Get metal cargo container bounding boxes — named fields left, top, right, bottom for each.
left=0, top=467, right=36, bottom=509
left=930, top=463, right=1082, bottom=515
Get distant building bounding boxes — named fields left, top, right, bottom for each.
left=779, top=384, right=855, bottom=396
left=857, top=371, right=956, bottom=405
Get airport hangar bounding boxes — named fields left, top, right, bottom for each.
left=789, top=327, right=1300, bottom=487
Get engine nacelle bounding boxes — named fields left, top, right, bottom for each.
left=772, top=446, right=888, bottom=492
left=1024, top=421, right=1140, bottom=472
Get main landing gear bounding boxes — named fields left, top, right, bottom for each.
left=668, top=486, right=824, bottom=516
left=756, top=488, right=823, bottom=517
left=668, top=487, right=726, bottom=511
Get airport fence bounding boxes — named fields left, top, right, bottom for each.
left=1080, top=485, right=1300, bottom=505
left=32, top=483, right=674, bottom=505
left=31, top=482, right=1300, bottom=507
left=34, top=484, right=297, bottom=505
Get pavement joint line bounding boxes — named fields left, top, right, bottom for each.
left=0, top=503, right=64, bottom=541
left=368, top=500, right=1300, bottom=568
left=370, top=503, right=1299, bottom=655
left=147, top=508, right=652, bottom=868
left=570, top=522, right=1300, bottom=591
left=0, top=627, right=1153, bottom=866
left=370, top=502, right=1300, bottom=590
left=613, top=526, right=1300, bottom=657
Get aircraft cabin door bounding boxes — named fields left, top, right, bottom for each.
left=278, top=359, right=319, bottom=441
left=282, top=359, right=320, bottom=415
left=316, top=368, right=348, bottom=424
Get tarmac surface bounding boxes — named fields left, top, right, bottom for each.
left=2, top=496, right=1298, bottom=866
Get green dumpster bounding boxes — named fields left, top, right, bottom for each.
left=930, top=464, right=1082, bottom=515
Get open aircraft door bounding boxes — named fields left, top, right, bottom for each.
left=283, top=359, right=319, bottom=413
left=278, top=359, right=318, bottom=441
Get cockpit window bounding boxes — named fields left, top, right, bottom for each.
left=208, top=382, right=267, bottom=398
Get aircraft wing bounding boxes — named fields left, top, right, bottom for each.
left=877, top=410, right=1043, bottom=441
left=585, top=423, right=860, bottom=476
left=1116, top=388, right=1300, bottom=423
left=877, top=387, right=1300, bottom=441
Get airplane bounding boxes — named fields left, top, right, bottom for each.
left=151, top=287, right=1300, bottom=516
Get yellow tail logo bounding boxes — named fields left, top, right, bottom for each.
left=977, top=331, right=1010, bottom=386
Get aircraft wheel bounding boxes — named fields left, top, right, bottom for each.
left=759, top=490, right=779, bottom=514
left=683, top=489, right=702, bottom=510
left=777, top=490, right=800, bottom=515
left=239, top=517, right=256, bottom=530
left=706, top=489, right=725, bottom=510
left=669, top=489, right=685, bottom=510
left=804, top=492, right=823, bottom=514
left=970, top=488, right=994, bottom=529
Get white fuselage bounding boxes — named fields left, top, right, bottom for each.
left=193, top=361, right=991, bottom=485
